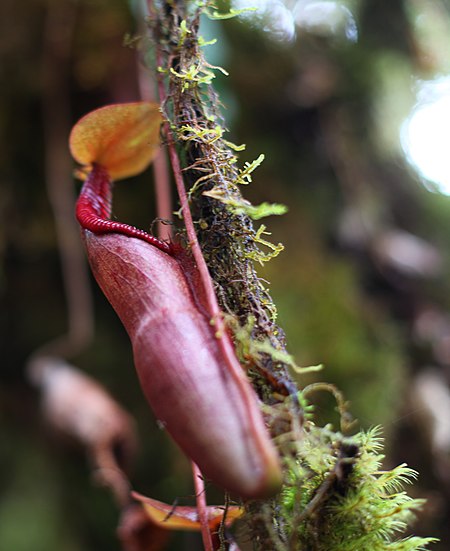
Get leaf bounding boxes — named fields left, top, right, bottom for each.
left=131, top=491, right=242, bottom=532
left=69, top=102, right=162, bottom=181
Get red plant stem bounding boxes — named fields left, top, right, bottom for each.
left=151, top=0, right=270, bottom=465
left=192, top=462, right=213, bottom=551
left=163, top=122, right=265, bottom=388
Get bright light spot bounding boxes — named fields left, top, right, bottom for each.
left=232, top=0, right=296, bottom=42
left=231, top=0, right=358, bottom=43
left=294, top=1, right=358, bottom=42
left=402, top=77, right=450, bottom=195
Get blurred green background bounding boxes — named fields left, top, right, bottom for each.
left=2, top=0, right=450, bottom=549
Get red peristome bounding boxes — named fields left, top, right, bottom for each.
left=76, top=164, right=171, bottom=255
left=83, top=230, right=282, bottom=499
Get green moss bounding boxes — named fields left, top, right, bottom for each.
left=149, top=1, right=436, bottom=548
left=278, top=426, right=436, bottom=550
